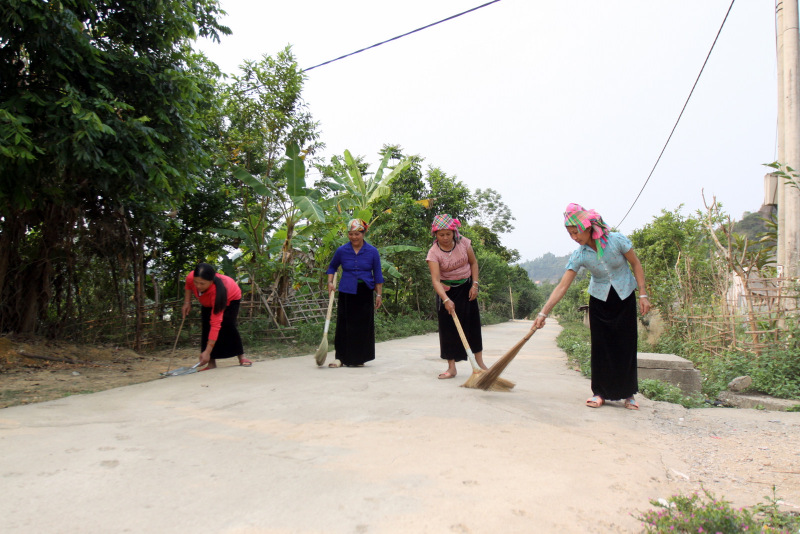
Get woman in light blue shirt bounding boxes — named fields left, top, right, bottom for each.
left=532, top=204, right=651, bottom=409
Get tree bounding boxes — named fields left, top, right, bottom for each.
left=221, top=47, right=322, bottom=264
left=0, top=0, right=230, bottom=337
left=473, top=188, right=516, bottom=234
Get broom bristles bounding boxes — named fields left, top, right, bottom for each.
left=314, top=340, right=327, bottom=366
left=461, top=370, right=515, bottom=391
left=474, top=329, right=536, bottom=391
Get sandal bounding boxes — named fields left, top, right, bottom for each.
left=624, top=397, right=639, bottom=410
left=328, top=360, right=342, bottom=368
left=585, top=395, right=604, bottom=408
left=239, top=358, right=253, bottom=367
left=438, top=371, right=456, bottom=379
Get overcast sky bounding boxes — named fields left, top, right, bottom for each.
left=197, top=0, right=777, bottom=262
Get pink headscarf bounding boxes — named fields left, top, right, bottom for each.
left=563, top=203, right=610, bottom=257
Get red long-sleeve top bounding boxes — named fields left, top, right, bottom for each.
left=185, top=272, right=242, bottom=342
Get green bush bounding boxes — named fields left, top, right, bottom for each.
left=555, top=320, right=591, bottom=377
left=375, top=313, right=437, bottom=342
left=636, top=488, right=800, bottom=533
left=638, top=379, right=706, bottom=409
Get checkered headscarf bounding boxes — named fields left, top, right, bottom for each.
left=431, top=214, right=461, bottom=240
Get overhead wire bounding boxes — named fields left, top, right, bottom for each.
left=302, top=0, right=502, bottom=72
left=616, top=0, right=737, bottom=228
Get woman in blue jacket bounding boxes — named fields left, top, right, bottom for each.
left=326, top=219, right=384, bottom=367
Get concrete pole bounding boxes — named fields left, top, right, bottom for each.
left=779, top=0, right=800, bottom=277
left=777, top=1, right=786, bottom=270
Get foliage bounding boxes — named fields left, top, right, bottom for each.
left=555, top=320, right=592, bottom=377
left=636, top=487, right=800, bottom=533
left=698, top=346, right=800, bottom=401
left=472, top=188, right=516, bottom=234
left=0, top=0, right=230, bottom=337
left=638, top=379, right=706, bottom=409
left=629, top=206, right=720, bottom=322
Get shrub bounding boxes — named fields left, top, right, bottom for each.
left=636, top=488, right=800, bottom=533
left=639, top=379, right=706, bottom=409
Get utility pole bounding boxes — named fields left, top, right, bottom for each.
left=777, top=0, right=800, bottom=277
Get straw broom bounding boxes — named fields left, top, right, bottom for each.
left=473, top=326, right=538, bottom=391
left=314, top=273, right=337, bottom=366
left=161, top=314, right=186, bottom=377
left=451, top=311, right=515, bottom=392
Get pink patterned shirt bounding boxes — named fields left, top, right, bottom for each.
left=426, top=237, right=473, bottom=280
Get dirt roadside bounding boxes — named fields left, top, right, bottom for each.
left=0, top=335, right=310, bottom=409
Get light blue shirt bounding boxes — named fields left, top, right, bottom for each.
left=565, top=232, right=636, bottom=301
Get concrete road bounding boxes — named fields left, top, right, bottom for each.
left=1, top=320, right=793, bottom=533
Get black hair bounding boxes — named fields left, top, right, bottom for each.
left=194, top=263, right=227, bottom=314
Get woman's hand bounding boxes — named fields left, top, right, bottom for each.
left=374, top=294, right=383, bottom=310
left=468, top=284, right=478, bottom=301
left=181, top=301, right=192, bottom=318
left=199, top=348, right=211, bottom=366
left=444, top=299, right=455, bottom=314
left=639, top=296, right=651, bottom=315
left=533, top=314, right=546, bottom=329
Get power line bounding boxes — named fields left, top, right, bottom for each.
left=616, top=0, right=737, bottom=228
left=302, top=0, right=503, bottom=72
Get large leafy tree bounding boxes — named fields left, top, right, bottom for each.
left=0, top=0, right=230, bottom=335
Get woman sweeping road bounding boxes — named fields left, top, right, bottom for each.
left=426, top=214, right=485, bottom=380
left=325, top=219, right=384, bottom=368
left=182, top=263, right=251, bottom=371
left=533, top=204, right=650, bottom=409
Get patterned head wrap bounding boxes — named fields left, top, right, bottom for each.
left=347, top=219, right=368, bottom=233
left=431, top=214, right=461, bottom=241
left=563, top=203, right=610, bottom=258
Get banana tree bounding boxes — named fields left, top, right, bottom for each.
left=331, top=149, right=413, bottom=225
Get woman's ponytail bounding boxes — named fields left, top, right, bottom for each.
left=194, top=263, right=228, bottom=314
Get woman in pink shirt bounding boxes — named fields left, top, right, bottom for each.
left=426, top=214, right=485, bottom=380
left=182, top=263, right=251, bottom=371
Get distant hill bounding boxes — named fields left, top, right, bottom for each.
left=518, top=252, right=569, bottom=284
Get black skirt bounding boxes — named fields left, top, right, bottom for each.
left=201, top=300, right=244, bottom=359
left=588, top=287, right=638, bottom=400
left=436, top=278, right=482, bottom=361
left=334, top=283, right=376, bottom=366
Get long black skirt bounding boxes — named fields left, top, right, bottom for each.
left=334, top=283, right=375, bottom=366
left=201, top=300, right=244, bottom=360
left=589, top=287, right=638, bottom=400
left=436, top=278, right=482, bottom=361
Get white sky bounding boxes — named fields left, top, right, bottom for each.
left=197, top=0, right=777, bottom=262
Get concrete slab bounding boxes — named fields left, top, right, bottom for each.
left=638, top=353, right=703, bottom=395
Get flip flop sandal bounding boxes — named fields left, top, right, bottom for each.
left=624, top=398, right=639, bottom=410
left=438, top=371, right=456, bottom=379
left=239, top=358, right=253, bottom=367
left=586, top=396, right=604, bottom=408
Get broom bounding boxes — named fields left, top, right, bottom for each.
left=451, top=311, right=515, bottom=392
left=314, top=272, right=337, bottom=366
left=473, top=326, right=538, bottom=391
left=161, top=314, right=187, bottom=377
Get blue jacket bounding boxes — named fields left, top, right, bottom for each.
left=326, top=241, right=384, bottom=295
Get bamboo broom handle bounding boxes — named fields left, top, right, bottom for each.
left=451, top=311, right=481, bottom=372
